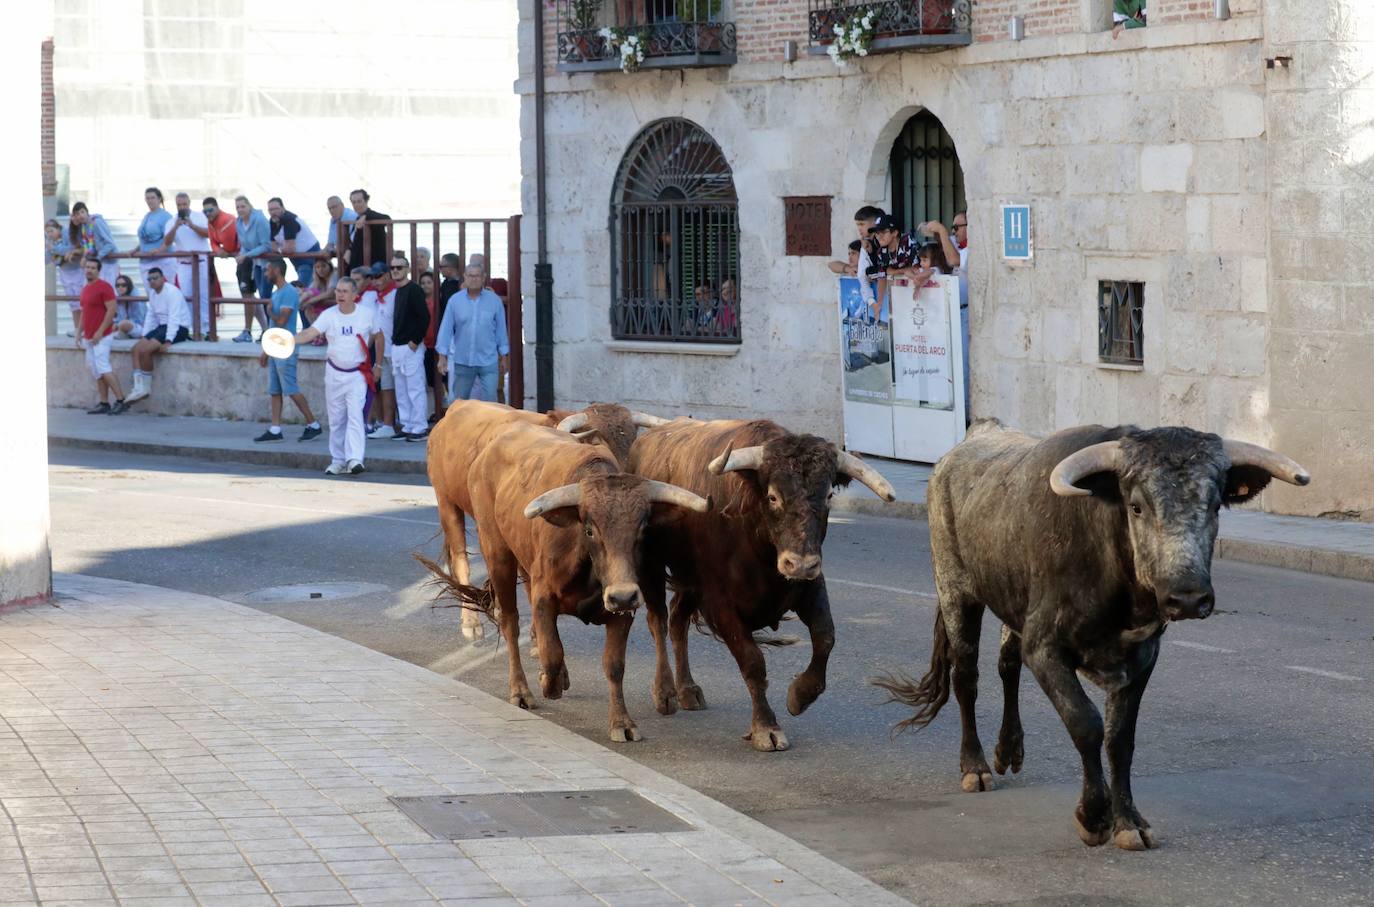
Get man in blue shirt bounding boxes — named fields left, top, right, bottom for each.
left=233, top=195, right=273, bottom=343
left=255, top=258, right=322, bottom=442
left=435, top=263, right=509, bottom=403
left=322, top=196, right=357, bottom=256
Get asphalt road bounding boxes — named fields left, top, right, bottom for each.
left=48, top=447, right=1374, bottom=906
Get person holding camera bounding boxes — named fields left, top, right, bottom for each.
left=159, top=192, right=212, bottom=338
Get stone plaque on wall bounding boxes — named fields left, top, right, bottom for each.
left=784, top=196, right=832, bottom=257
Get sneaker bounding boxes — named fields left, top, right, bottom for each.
left=346, top=460, right=366, bottom=475
left=86, top=402, right=111, bottom=415
left=108, top=400, right=129, bottom=415
left=125, top=374, right=150, bottom=404
left=390, top=430, right=412, bottom=441
left=406, top=429, right=429, bottom=442
left=299, top=425, right=323, bottom=442
left=367, top=424, right=396, bottom=440
left=324, top=461, right=346, bottom=475
left=232, top=330, right=252, bottom=343
left=253, top=429, right=285, bottom=443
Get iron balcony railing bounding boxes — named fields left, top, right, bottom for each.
left=807, top=0, right=972, bottom=53
left=556, top=0, right=737, bottom=72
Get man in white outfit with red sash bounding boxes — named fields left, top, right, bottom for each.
left=293, top=277, right=385, bottom=475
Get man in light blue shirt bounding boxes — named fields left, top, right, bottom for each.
left=232, top=195, right=273, bottom=342
left=322, top=196, right=357, bottom=255
left=254, top=258, right=322, bottom=442
left=435, top=263, right=509, bottom=403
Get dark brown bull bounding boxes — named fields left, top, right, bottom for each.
left=426, top=400, right=664, bottom=639
left=450, top=421, right=709, bottom=740
left=629, top=419, right=896, bottom=751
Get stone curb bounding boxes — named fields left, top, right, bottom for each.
left=50, top=434, right=429, bottom=475
left=53, top=434, right=1374, bottom=588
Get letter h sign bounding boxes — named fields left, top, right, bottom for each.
left=1001, top=204, right=1033, bottom=261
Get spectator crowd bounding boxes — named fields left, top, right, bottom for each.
left=51, top=188, right=513, bottom=472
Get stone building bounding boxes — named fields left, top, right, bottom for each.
left=514, top=0, right=1372, bottom=519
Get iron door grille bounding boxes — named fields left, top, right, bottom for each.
left=1099, top=280, right=1144, bottom=365
left=890, top=110, right=966, bottom=237
left=611, top=119, right=741, bottom=343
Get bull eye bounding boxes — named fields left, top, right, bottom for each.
left=767, top=492, right=781, bottom=507
left=1130, top=503, right=1143, bottom=516
left=584, top=524, right=595, bottom=538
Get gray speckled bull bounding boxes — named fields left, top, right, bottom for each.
left=875, top=422, right=1309, bottom=852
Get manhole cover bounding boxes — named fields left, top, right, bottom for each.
left=391, top=789, right=693, bottom=840
left=237, top=582, right=389, bottom=604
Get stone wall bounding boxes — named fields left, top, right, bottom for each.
left=1263, top=0, right=1374, bottom=518
left=47, top=340, right=336, bottom=426
left=518, top=1, right=1366, bottom=517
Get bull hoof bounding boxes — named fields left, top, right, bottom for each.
left=745, top=727, right=789, bottom=752
left=960, top=771, right=995, bottom=793
left=652, top=685, right=678, bottom=716
left=539, top=671, right=564, bottom=700
left=510, top=691, right=538, bottom=710
left=461, top=622, right=484, bottom=641
left=528, top=644, right=540, bottom=657
left=678, top=683, right=707, bottom=711
left=609, top=724, right=643, bottom=743
left=993, top=740, right=1024, bottom=775
left=1073, top=813, right=1111, bottom=848
left=786, top=675, right=824, bottom=717
left=1113, top=828, right=1154, bottom=851
left=560, top=664, right=570, bottom=691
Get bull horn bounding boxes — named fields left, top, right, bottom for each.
left=571, top=428, right=601, bottom=444
left=1049, top=440, right=1123, bottom=497
left=708, top=445, right=765, bottom=475
left=631, top=411, right=671, bottom=428
left=642, top=480, right=711, bottom=513
left=1222, top=439, right=1311, bottom=487
left=523, top=484, right=583, bottom=519
left=557, top=412, right=590, bottom=433
left=836, top=451, right=897, bottom=503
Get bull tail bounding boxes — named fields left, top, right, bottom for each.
left=871, top=612, right=953, bottom=734
left=412, top=552, right=498, bottom=626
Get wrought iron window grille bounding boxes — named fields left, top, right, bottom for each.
left=806, top=0, right=973, bottom=53
left=556, top=0, right=737, bottom=72
left=1098, top=280, right=1144, bottom=365
left=610, top=119, right=741, bottom=344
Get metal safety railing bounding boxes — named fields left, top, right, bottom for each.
left=46, top=214, right=526, bottom=408
left=806, top=0, right=973, bottom=51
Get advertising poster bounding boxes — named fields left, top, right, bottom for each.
left=890, top=276, right=957, bottom=411
left=838, top=276, right=892, bottom=404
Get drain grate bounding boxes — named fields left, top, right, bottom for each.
left=391, top=789, right=693, bottom=840
left=237, top=582, right=389, bottom=604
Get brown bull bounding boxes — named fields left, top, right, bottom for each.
left=457, top=421, right=709, bottom=741
left=629, top=419, right=896, bottom=751
left=426, top=400, right=665, bottom=639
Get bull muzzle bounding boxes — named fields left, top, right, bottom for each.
left=602, top=583, right=643, bottom=613
left=1159, top=584, right=1215, bottom=621
left=777, top=551, right=822, bottom=581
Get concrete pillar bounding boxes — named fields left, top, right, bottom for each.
left=2, top=17, right=53, bottom=606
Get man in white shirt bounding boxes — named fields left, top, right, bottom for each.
left=294, top=277, right=386, bottom=476
left=159, top=192, right=213, bottom=338
left=362, top=261, right=400, bottom=439
left=126, top=267, right=193, bottom=404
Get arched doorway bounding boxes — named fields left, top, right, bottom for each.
left=889, top=110, right=966, bottom=236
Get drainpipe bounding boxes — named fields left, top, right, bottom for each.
left=533, top=0, right=555, bottom=412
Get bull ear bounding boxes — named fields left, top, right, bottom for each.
left=538, top=506, right=582, bottom=528
left=1223, top=466, right=1272, bottom=505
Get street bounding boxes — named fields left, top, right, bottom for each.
left=49, top=447, right=1374, bottom=906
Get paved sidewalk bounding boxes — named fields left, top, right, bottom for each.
left=0, top=574, right=907, bottom=907
left=48, top=406, right=1374, bottom=585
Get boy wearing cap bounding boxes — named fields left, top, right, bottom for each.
left=294, top=277, right=385, bottom=475
left=255, top=258, right=322, bottom=443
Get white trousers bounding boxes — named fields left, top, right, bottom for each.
left=391, top=344, right=428, bottom=435
left=175, top=255, right=211, bottom=334
left=84, top=332, right=114, bottom=379
left=325, top=367, right=368, bottom=465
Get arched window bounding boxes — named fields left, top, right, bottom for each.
left=889, top=110, right=965, bottom=237
left=611, top=119, right=740, bottom=343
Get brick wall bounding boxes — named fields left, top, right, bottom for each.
left=972, top=0, right=1079, bottom=43
left=735, top=0, right=808, bottom=62
left=41, top=38, right=55, bottom=198
left=1151, top=0, right=1219, bottom=25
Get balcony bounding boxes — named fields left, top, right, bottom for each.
left=555, top=0, right=736, bottom=73
left=807, top=0, right=972, bottom=55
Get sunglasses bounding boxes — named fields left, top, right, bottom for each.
left=952, top=222, right=967, bottom=229
left=390, top=265, right=407, bottom=272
